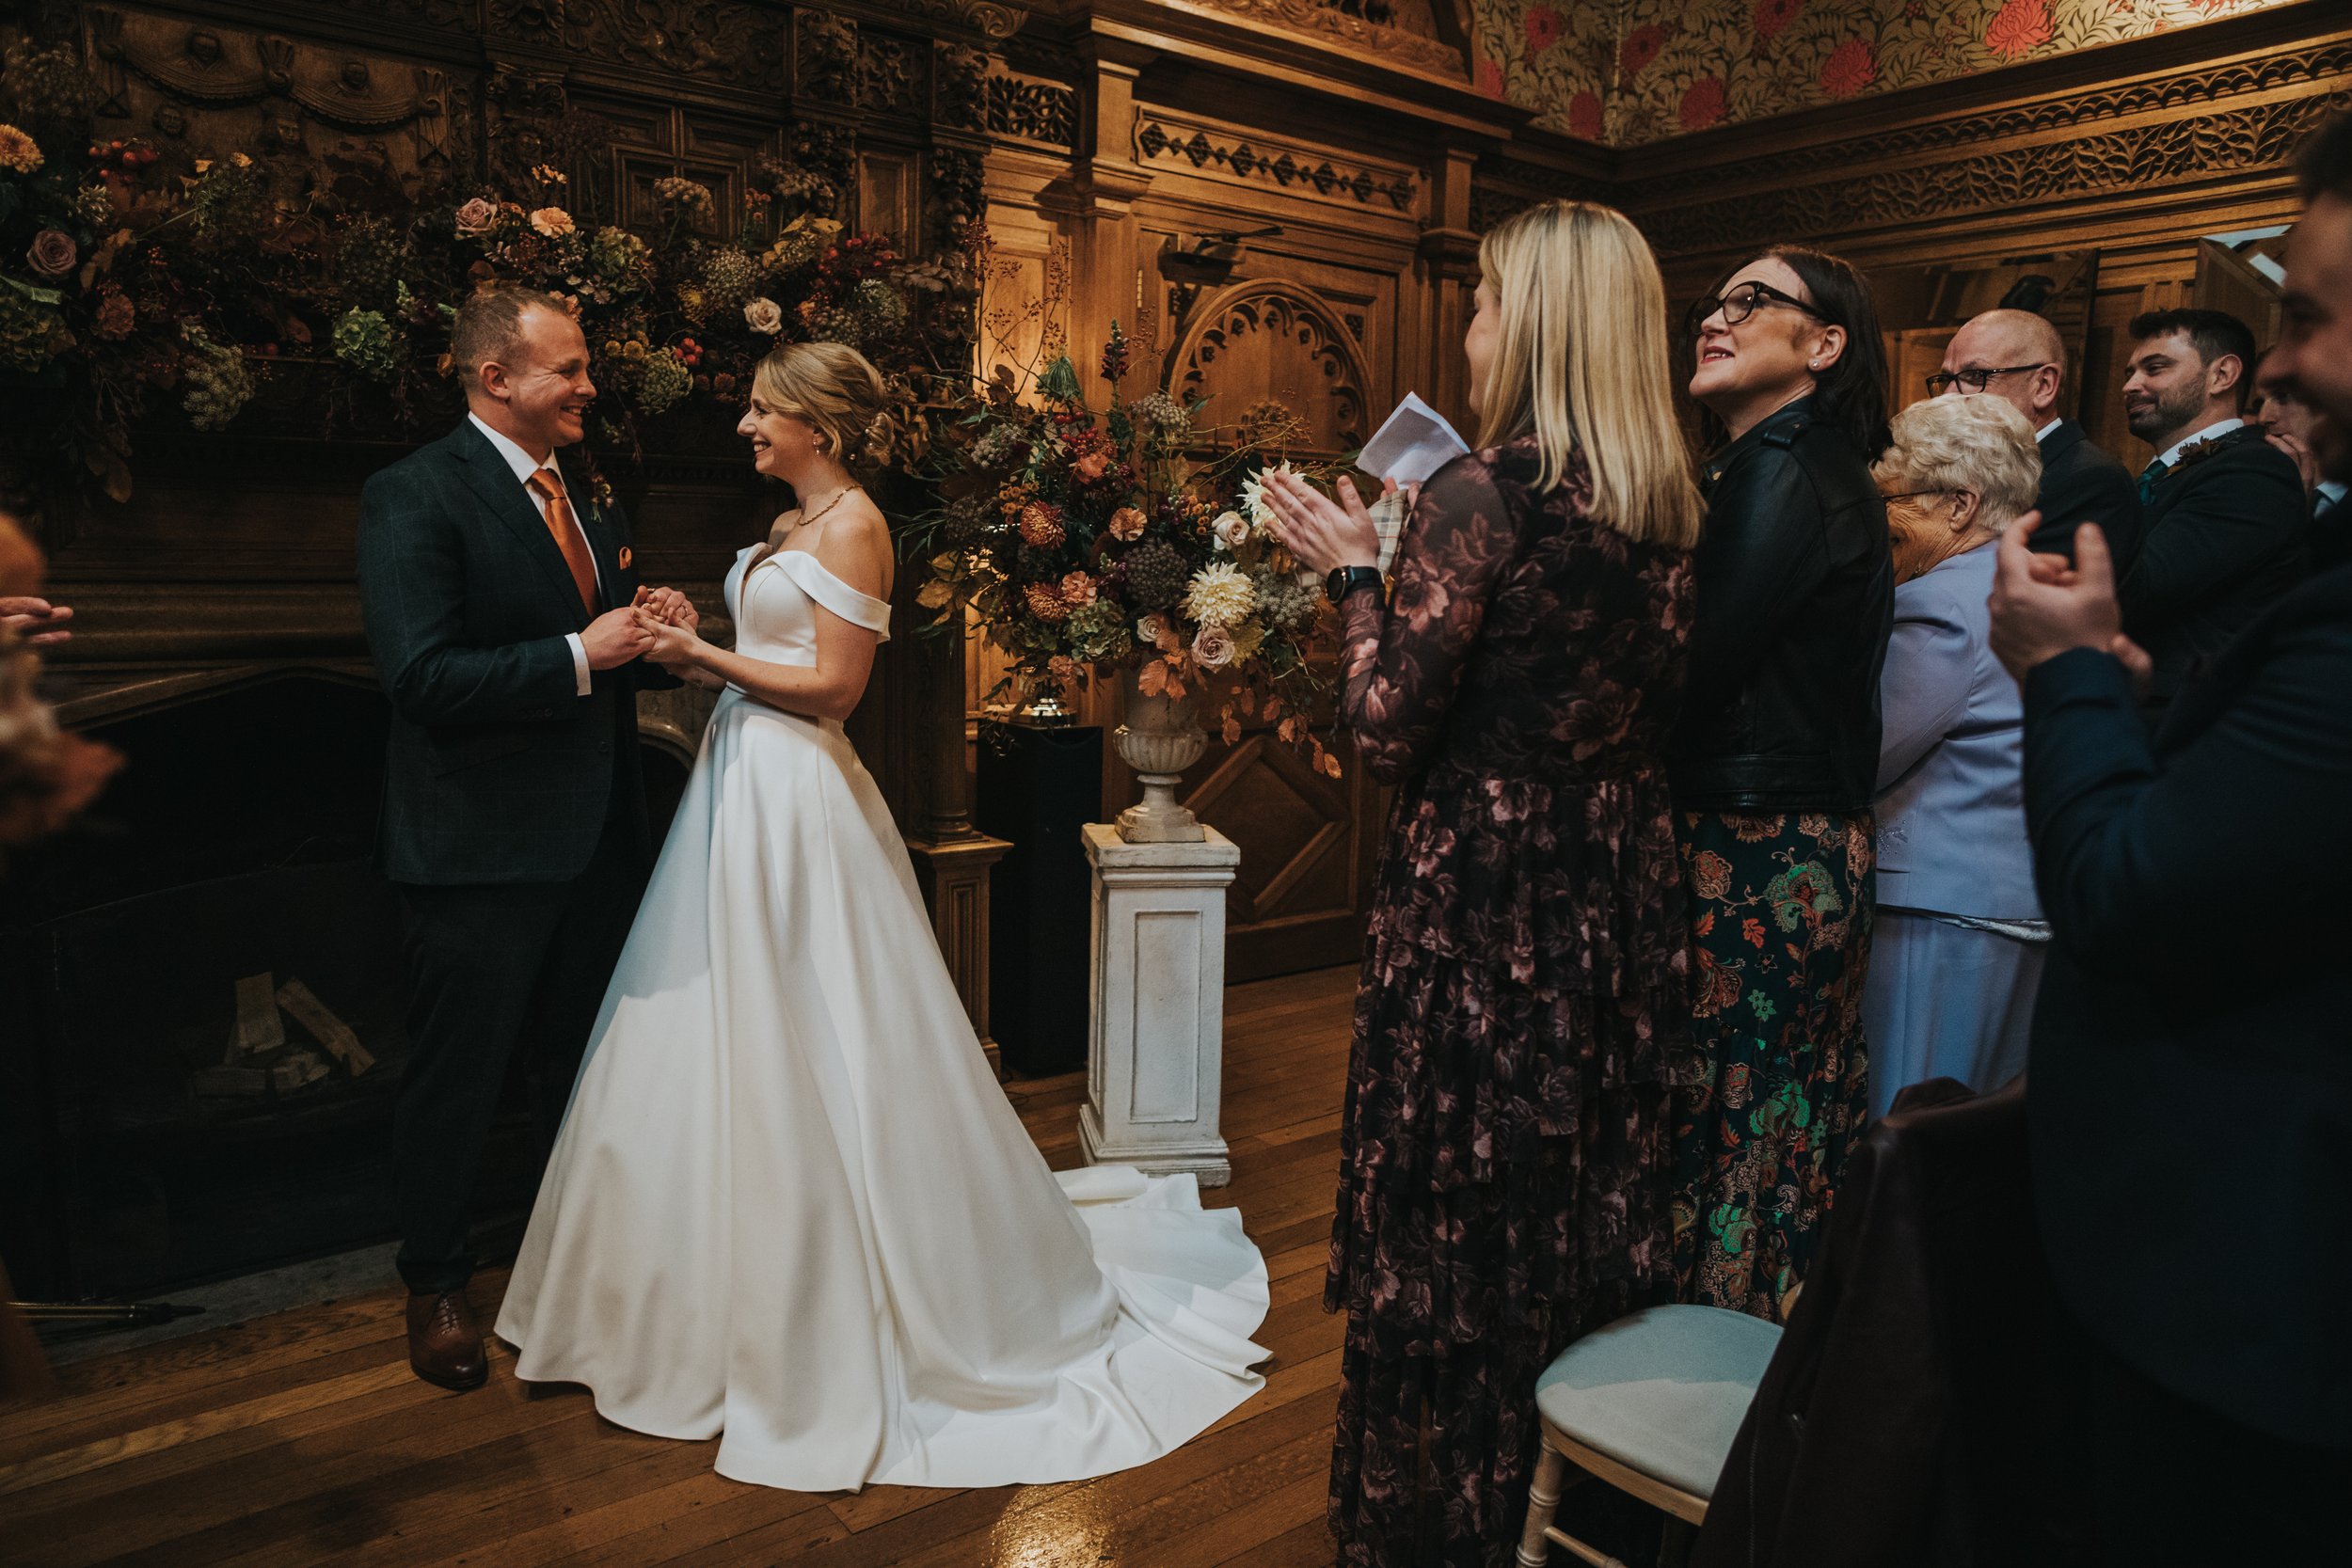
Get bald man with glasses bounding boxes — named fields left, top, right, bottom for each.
left=1934, top=309, right=2140, bottom=572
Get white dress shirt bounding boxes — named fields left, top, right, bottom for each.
left=2036, top=418, right=2062, bottom=442
left=2317, top=479, right=2346, bottom=513
left=469, top=412, right=601, bottom=696
left=2153, top=417, right=2246, bottom=470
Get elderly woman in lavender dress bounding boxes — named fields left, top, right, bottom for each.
left=1864, top=394, right=2051, bottom=1117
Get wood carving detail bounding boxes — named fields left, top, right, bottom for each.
left=487, top=0, right=787, bottom=87
left=1186, top=0, right=1463, bottom=77
left=1136, top=117, right=1416, bottom=211
left=1635, top=87, right=2352, bottom=254
left=985, top=68, right=1076, bottom=149
left=1170, top=281, right=1372, bottom=454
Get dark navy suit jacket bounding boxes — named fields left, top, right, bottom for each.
left=2022, top=563, right=2352, bottom=1447
left=356, top=418, right=671, bottom=885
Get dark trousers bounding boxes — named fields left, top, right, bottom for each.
left=390, top=807, right=648, bottom=1294
left=2054, top=1307, right=2347, bottom=1564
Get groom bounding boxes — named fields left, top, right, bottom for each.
left=357, top=283, right=686, bottom=1389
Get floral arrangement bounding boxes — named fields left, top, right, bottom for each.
left=913, top=328, right=1345, bottom=777
left=0, top=33, right=967, bottom=515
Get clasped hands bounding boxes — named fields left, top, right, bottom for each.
left=579, top=587, right=712, bottom=684
left=1986, top=514, right=2153, bottom=694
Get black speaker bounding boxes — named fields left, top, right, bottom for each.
left=976, top=724, right=1103, bottom=1076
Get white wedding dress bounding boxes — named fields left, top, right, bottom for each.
left=495, top=545, right=1270, bottom=1490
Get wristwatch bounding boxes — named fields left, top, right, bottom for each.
left=1325, top=565, right=1384, bottom=605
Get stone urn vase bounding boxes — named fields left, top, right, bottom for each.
left=1113, top=663, right=1207, bottom=843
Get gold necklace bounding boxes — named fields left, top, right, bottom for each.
left=787, top=483, right=860, bottom=536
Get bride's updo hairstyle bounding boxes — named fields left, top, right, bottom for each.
left=1474, top=199, right=1704, bottom=550
left=751, top=341, right=890, bottom=467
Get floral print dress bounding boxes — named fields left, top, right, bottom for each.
left=1324, top=436, right=1696, bottom=1568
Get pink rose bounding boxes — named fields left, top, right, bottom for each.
left=743, top=296, right=785, bottom=335
left=527, top=206, right=575, bottom=238
left=453, top=197, right=498, bottom=238
left=1191, top=623, right=1236, bottom=671
left=1210, top=510, right=1250, bottom=551
left=25, top=229, right=75, bottom=277
left=1136, top=612, right=1168, bottom=645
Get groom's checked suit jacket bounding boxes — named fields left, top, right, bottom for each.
left=357, top=417, right=671, bottom=885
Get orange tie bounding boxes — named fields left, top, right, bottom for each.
left=526, top=469, right=598, bottom=616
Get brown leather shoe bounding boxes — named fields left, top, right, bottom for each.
left=405, top=1289, right=487, bottom=1390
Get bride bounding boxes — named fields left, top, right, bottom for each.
left=494, top=341, right=1270, bottom=1491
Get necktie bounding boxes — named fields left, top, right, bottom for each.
left=526, top=468, right=598, bottom=615
left=2136, top=457, right=2169, bottom=506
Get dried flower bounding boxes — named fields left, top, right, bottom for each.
left=1191, top=624, right=1236, bottom=671
left=1065, top=601, right=1133, bottom=663
left=1210, top=510, right=1250, bottom=552
left=331, top=307, right=407, bottom=382
left=1121, top=541, right=1189, bottom=611
left=1099, top=323, right=1130, bottom=384
left=652, top=175, right=716, bottom=226
left=0, top=289, right=70, bottom=375
left=1238, top=462, right=1298, bottom=532
left=1022, top=581, right=1071, bottom=623
left=1106, top=505, right=1147, bottom=542
left=1047, top=655, right=1079, bottom=684
left=743, top=295, right=785, bottom=335
left=453, top=197, right=498, bottom=237
left=0, top=124, right=41, bottom=175
left=1059, top=571, right=1099, bottom=608
left=1129, top=391, right=1191, bottom=444
left=1072, top=447, right=1112, bottom=483
left=1184, top=562, right=1257, bottom=627
left=1136, top=612, right=1168, bottom=646
left=636, top=347, right=693, bottom=417
left=92, top=284, right=134, bottom=341
left=24, top=230, right=75, bottom=277
left=178, top=324, right=253, bottom=431
left=701, top=247, right=758, bottom=312
left=1018, top=501, right=1065, bottom=549
left=527, top=206, right=575, bottom=238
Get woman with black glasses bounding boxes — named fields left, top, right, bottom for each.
left=1667, top=246, right=1893, bottom=1322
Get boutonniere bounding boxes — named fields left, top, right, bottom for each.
left=2175, top=426, right=2258, bottom=472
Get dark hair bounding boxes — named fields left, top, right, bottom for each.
left=1697, top=245, right=1890, bottom=460
left=2128, top=308, right=2257, bottom=410
left=450, top=282, right=572, bottom=390
left=2295, top=110, right=2352, bottom=203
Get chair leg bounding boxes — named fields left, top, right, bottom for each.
left=1518, top=1431, right=1569, bottom=1567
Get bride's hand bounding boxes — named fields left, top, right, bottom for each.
left=634, top=606, right=706, bottom=669
left=640, top=586, right=699, bottom=630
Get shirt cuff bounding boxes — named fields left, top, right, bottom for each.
left=565, top=632, right=592, bottom=697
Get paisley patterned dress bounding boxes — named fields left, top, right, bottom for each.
left=1324, top=436, right=1696, bottom=1568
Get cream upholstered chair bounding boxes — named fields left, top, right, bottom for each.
left=1516, top=1304, right=1784, bottom=1568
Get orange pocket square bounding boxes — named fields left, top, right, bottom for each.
left=617, top=546, right=633, bottom=570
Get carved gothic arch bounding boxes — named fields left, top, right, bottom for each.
left=1166, top=278, right=1373, bottom=454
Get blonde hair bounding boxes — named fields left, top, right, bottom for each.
left=751, top=341, right=888, bottom=466
left=1474, top=200, right=1703, bottom=549
left=1874, top=395, right=2042, bottom=529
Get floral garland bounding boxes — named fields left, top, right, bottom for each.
left=910, top=327, right=1346, bottom=776
left=0, top=34, right=967, bottom=516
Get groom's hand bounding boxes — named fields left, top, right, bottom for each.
left=641, top=586, right=699, bottom=631
left=581, top=605, right=656, bottom=670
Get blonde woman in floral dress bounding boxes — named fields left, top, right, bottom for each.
left=1265, top=200, right=1703, bottom=1568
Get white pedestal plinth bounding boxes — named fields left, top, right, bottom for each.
left=1077, top=823, right=1239, bottom=1187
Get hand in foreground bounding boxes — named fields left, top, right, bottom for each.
left=1988, top=513, right=2125, bottom=682
left=2265, top=430, right=2322, bottom=499
left=1260, top=469, right=1379, bottom=577
left=580, top=604, right=656, bottom=671
left=1, top=595, right=72, bottom=647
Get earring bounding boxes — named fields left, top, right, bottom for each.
left=1809, top=358, right=1821, bottom=370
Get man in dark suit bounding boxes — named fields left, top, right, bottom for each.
left=1982, top=111, right=2352, bottom=1564
left=357, top=284, right=681, bottom=1389
left=1935, top=307, right=2138, bottom=569
left=2113, top=306, right=2306, bottom=714
left=2252, top=377, right=2348, bottom=568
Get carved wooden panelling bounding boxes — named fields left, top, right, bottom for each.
left=1134, top=110, right=1419, bottom=213
left=1168, top=281, right=1373, bottom=455
left=487, top=0, right=789, bottom=90
left=1187, top=0, right=1465, bottom=77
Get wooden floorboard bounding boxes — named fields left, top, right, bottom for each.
left=0, top=966, right=1358, bottom=1568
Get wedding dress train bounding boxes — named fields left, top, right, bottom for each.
left=495, top=544, right=1269, bottom=1490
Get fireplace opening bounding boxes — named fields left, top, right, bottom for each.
left=0, top=671, right=692, bottom=1301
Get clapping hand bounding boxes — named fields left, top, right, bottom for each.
left=1, top=595, right=72, bottom=647
left=1260, top=470, right=1380, bottom=577
left=1988, top=515, right=2150, bottom=689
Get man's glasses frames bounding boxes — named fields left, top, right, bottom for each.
left=1924, top=364, right=2053, bottom=396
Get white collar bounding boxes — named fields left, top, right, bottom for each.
left=468, top=411, right=561, bottom=487
left=2320, top=479, right=2348, bottom=507
left=2035, top=418, right=2063, bottom=442
left=2154, top=417, right=2244, bottom=469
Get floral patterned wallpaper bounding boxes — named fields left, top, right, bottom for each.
left=1470, top=0, right=2287, bottom=146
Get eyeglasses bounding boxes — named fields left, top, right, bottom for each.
left=1924, top=364, right=2052, bottom=395
left=1684, top=280, right=1827, bottom=341
left=1880, top=488, right=1949, bottom=505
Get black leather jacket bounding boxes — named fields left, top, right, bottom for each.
left=1667, top=396, right=1893, bottom=815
